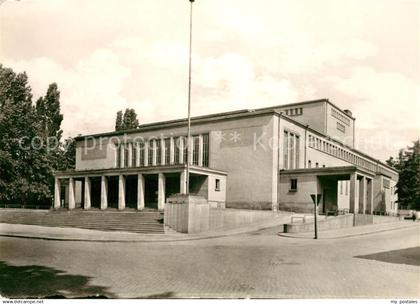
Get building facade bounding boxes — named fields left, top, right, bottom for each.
left=54, top=99, right=398, bottom=215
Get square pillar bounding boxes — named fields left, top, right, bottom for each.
left=144, top=141, right=149, bottom=166
left=100, top=175, right=108, bottom=210
left=359, top=176, right=366, bottom=214
left=180, top=170, right=187, bottom=194
left=349, top=172, right=357, bottom=214
left=54, top=177, right=61, bottom=209
left=366, top=178, right=373, bottom=214
left=179, top=137, right=184, bottom=164
left=137, top=173, right=145, bottom=210
left=84, top=176, right=91, bottom=210
left=198, top=135, right=203, bottom=167
left=68, top=177, right=75, bottom=210
left=158, top=173, right=166, bottom=210
left=118, top=174, right=126, bottom=210
left=170, top=137, right=175, bottom=164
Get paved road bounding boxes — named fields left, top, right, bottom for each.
left=0, top=224, right=419, bottom=298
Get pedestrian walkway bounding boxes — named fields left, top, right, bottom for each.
left=278, top=220, right=419, bottom=239
left=0, top=215, right=291, bottom=243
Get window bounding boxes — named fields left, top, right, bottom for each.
left=290, top=179, right=298, bottom=191
left=148, top=140, right=154, bottom=166
left=316, top=162, right=319, bottom=168
left=132, top=144, right=137, bottom=167
left=340, top=181, right=343, bottom=195
left=156, top=139, right=161, bottom=165
left=308, top=160, right=312, bottom=168
left=138, top=141, right=144, bottom=167
left=345, top=181, right=348, bottom=195
left=295, top=135, right=300, bottom=169
left=215, top=179, right=221, bottom=191
left=202, top=134, right=209, bottom=167
left=124, top=146, right=129, bottom=168
left=283, top=131, right=288, bottom=169
left=183, top=137, right=188, bottom=164
left=283, top=131, right=300, bottom=169
left=192, top=135, right=200, bottom=165
left=174, top=137, right=181, bottom=164
left=116, top=144, right=121, bottom=168
left=337, top=122, right=345, bottom=133
left=164, top=138, right=170, bottom=165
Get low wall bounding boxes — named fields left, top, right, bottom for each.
left=284, top=214, right=354, bottom=233
left=225, top=201, right=273, bottom=210
left=209, top=208, right=284, bottom=231
left=284, top=214, right=403, bottom=233
left=165, top=196, right=291, bottom=234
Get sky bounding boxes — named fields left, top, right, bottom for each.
left=0, top=0, right=419, bottom=161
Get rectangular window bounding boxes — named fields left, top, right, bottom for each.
left=148, top=140, right=154, bottom=166
left=202, top=134, right=209, bottom=167
left=215, top=178, right=221, bottom=191
left=139, top=141, right=144, bottom=167
left=283, top=131, right=289, bottom=169
left=183, top=137, right=188, bottom=164
left=290, top=178, right=297, bottom=191
left=132, top=144, right=137, bottom=167
left=289, top=133, right=295, bottom=169
left=295, top=135, right=300, bottom=169
left=308, top=160, right=312, bottom=168
left=192, top=135, right=199, bottom=165
left=116, top=144, right=121, bottom=168
left=124, top=146, right=129, bottom=168
left=174, top=137, right=180, bottom=164
left=164, top=138, right=170, bottom=165
left=345, top=181, right=348, bottom=195
left=156, top=139, right=161, bottom=165
left=337, top=122, right=345, bottom=133
left=340, top=181, right=343, bottom=195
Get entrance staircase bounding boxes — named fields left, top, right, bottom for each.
left=0, top=209, right=164, bottom=234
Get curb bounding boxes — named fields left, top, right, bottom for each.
left=0, top=220, right=289, bottom=243
left=277, top=222, right=418, bottom=240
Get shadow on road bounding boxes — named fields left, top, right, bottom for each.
left=0, top=261, right=114, bottom=298
left=355, top=246, right=420, bottom=266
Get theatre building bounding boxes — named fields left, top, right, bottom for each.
left=54, top=99, right=398, bottom=216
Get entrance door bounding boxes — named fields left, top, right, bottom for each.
left=144, top=175, right=158, bottom=209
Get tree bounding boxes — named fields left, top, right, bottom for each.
left=115, top=108, right=139, bottom=131
left=0, top=64, right=67, bottom=207
left=386, top=140, right=420, bottom=210
left=115, top=110, right=123, bottom=131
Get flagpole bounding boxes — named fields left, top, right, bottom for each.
left=186, top=0, right=194, bottom=194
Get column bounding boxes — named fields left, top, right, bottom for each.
left=359, top=176, right=366, bottom=214
left=158, top=173, right=166, bottom=210
left=198, top=134, right=203, bottom=167
left=137, top=173, right=145, bottom=210
left=366, top=178, right=373, bottom=214
left=118, top=174, right=126, bottom=210
left=68, top=177, right=75, bottom=210
left=100, top=175, right=108, bottom=210
left=54, top=177, right=61, bottom=209
left=349, top=172, right=357, bottom=213
left=170, top=137, right=175, bottom=164
left=179, top=137, right=184, bottom=164
left=84, top=176, right=91, bottom=210
left=144, top=141, right=149, bottom=166
left=180, top=170, right=187, bottom=194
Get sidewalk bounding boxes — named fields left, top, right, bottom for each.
left=0, top=216, right=292, bottom=243
left=278, top=220, right=420, bottom=239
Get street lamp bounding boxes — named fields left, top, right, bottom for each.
left=185, top=0, right=195, bottom=194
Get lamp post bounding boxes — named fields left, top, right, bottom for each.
left=185, top=0, right=194, bottom=194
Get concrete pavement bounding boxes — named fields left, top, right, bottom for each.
left=0, top=222, right=418, bottom=298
